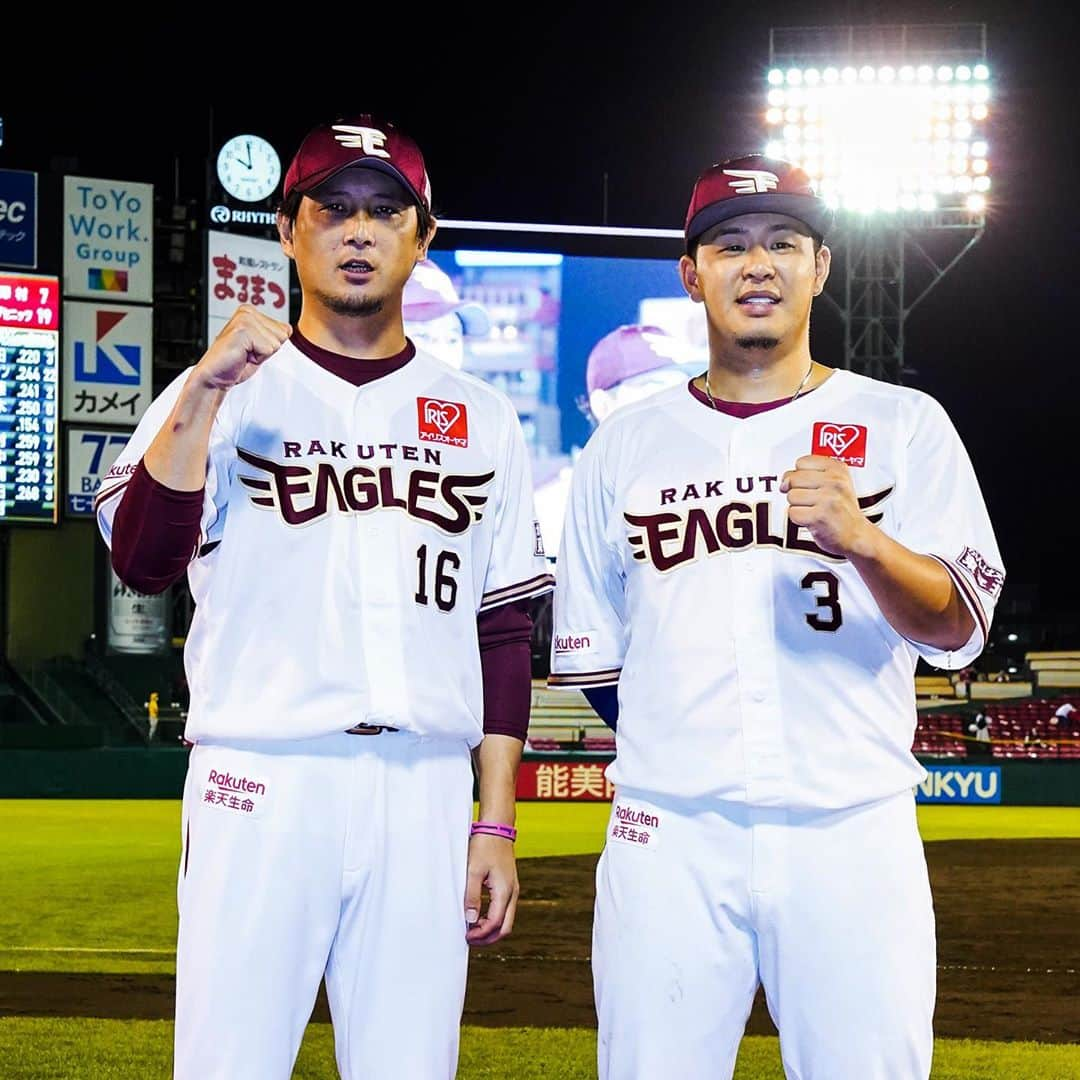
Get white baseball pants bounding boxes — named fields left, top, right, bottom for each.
left=593, top=789, right=935, bottom=1080
left=174, top=730, right=473, bottom=1079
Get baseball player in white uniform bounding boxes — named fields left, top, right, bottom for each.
left=96, top=115, right=552, bottom=1079
left=550, top=154, right=1004, bottom=1079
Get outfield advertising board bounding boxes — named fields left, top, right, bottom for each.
left=65, top=428, right=131, bottom=516
left=62, top=178, right=153, bottom=303
left=517, top=759, right=614, bottom=801
left=517, top=759, right=1008, bottom=804
left=915, top=764, right=1002, bottom=804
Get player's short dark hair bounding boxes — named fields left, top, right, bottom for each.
left=276, top=189, right=435, bottom=246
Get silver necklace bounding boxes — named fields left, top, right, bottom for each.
left=703, top=359, right=815, bottom=410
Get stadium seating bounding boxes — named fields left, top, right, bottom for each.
left=912, top=697, right=1080, bottom=760
left=966, top=679, right=1035, bottom=699
left=30, top=659, right=143, bottom=745
left=1024, top=651, right=1080, bottom=690
left=911, top=712, right=969, bottom=758
left=581, top=734, right=616, bottom=752
left=915, top=674, right=957, bottom=703
left=527, top=680, right=607, bottom=749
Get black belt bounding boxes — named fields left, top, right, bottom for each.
left=346, top=724, right=399, bottom=735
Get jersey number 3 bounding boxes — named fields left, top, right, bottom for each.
left=416, top=545, right=460, bottom=612
left=801, top=571, right=843, bottom=632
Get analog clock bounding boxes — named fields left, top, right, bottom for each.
left=216, top=134, right=281, bottom=202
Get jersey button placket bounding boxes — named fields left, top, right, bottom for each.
left=352, top=391, right=406, bottom=721
left=728, top=434, right=786, bottom=803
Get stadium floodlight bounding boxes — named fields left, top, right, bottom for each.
left=763, top=26, right=993, bottom=383
left=764, top=26, right=991, bottom=222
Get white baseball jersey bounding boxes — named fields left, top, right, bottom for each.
left=96, top=340, right=553, bottom=745
left=550, top=369, right=1003, bottom=809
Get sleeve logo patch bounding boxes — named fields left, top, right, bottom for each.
left=417, top=397, right=469, bottom=447
left=957, top=546, right=1004, bottom=597
left=554, top=632, right=595, bottom=655
left=812, top=422, right=867, bottom=467
left=534, top=520, right=546, bottom=557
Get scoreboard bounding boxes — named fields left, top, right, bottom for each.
left=0, top=272, right=59, bottom=524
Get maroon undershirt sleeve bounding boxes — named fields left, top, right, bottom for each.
left=111, top=459, right=204, bottom=595
left=477, top=600, right=534, bottom=742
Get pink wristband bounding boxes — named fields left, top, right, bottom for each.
left=470, top=821, right=517, bottom=841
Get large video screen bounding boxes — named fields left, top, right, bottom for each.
left=415, top=231, right=704, bottom=555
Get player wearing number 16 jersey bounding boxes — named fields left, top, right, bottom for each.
left=96, top=114, right=552, bottom=1080
left=550, top=155, right=1003, bottom=1079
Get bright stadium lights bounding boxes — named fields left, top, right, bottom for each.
left=765, top=23, right=990, bottom=383
left=761, top=46, right=992, bottom=219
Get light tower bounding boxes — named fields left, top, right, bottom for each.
left=766, top=24, right=991, bottom=382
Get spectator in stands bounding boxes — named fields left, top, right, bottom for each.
left=1023, top=727, right=1049, bottom=752
left=1051, top=702, right=1075, bottom=730
left=953, top=665, right=975, bottom=699
left=967, top=711, right=992, bottom=759
left=145, top=691, right=160, bottom=742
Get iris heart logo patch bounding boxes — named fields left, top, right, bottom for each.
left=417, top=397, right=469, bottom=447
left=812, top=422, right=867, bottom=467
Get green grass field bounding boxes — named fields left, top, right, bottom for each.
left=0, top=1022, right=1076, bottom=1080
left=2, top=801, right=1079, bottom=1077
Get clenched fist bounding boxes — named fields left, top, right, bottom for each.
left=194, top=306, right=292, bottom=391
left=780, top=454, right=875, bottom=559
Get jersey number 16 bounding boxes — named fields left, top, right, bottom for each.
left=416, top=545, right=460, bottom=612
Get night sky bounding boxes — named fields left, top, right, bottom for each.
left=2, top=0, right=1077, bottom=640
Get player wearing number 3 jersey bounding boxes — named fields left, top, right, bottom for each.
left=96, top=115, right=552, bottom=1080
left=550, top=155, right=1003, bottom=1079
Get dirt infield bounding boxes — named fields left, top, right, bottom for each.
left=2, top=840, right=1078, bottom=1043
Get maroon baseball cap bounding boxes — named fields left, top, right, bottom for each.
left=684, top=154, right=832, bottom=247
left=283, top=115, right=432, bottom=211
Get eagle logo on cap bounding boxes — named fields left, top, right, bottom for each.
left=723, top=169, right=779, bottom=194
left=331, top=124, right=391, bottom=159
